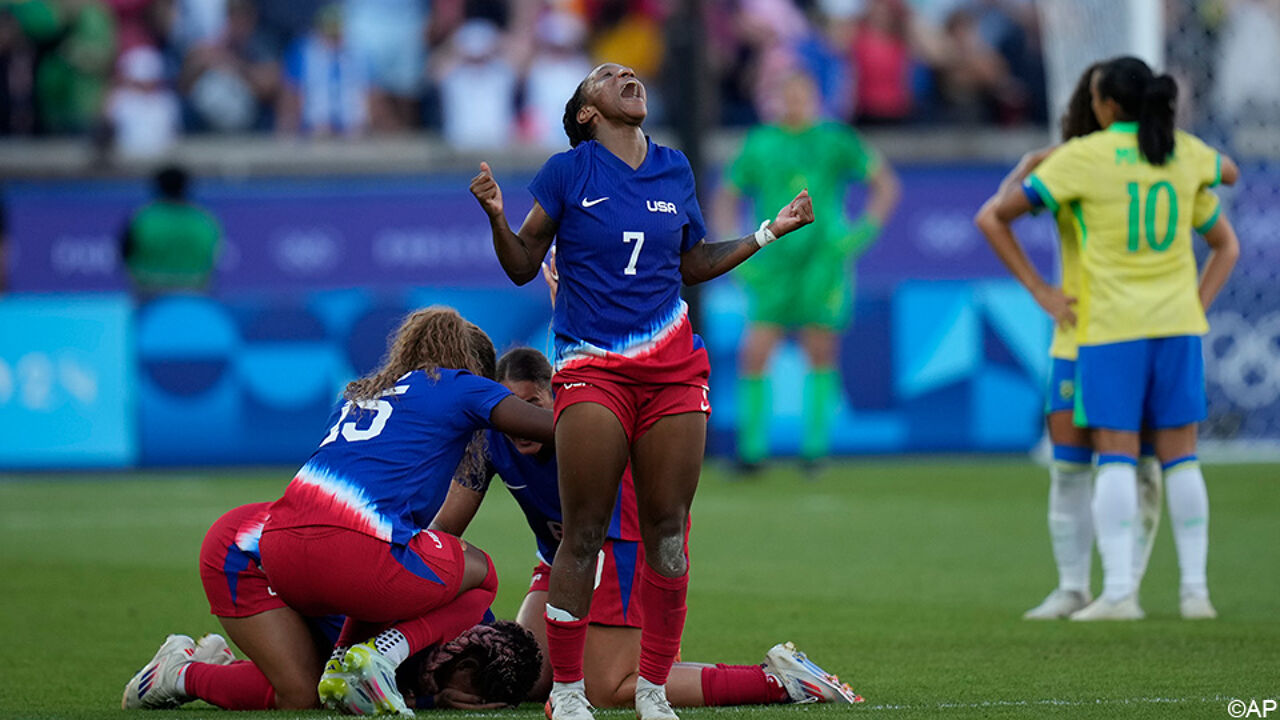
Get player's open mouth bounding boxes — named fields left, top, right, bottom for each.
left=621, top=81, right=642, bottom=99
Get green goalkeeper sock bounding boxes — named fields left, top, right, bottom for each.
left=737, top=375, right=770, bottom=464
left=801, top=368, right=839, bottom=461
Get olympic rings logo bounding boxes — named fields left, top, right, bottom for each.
left=1204, top=311, right=1280, bottom=410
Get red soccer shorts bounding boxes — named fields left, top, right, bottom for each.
left=553, top=326, right=711, bottom=441
left=259, top=526, right=465, bottom=622
left=527, top=538, right=647, bottom=628
left=199, top=503, right=286, bottom=618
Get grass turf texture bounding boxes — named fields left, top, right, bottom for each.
left=2, top=460, right=1277, bottom=719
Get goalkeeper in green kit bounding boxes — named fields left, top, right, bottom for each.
left=714, top=72, right=899, bottom=472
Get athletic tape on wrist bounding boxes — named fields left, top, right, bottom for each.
left=754, top=220, right=777, bottom=248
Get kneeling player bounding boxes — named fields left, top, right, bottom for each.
left=122, top=502, right=541, bottom=711
left=432, top=347, right=862, bottom=709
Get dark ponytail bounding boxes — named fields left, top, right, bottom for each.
left=562, top=79, right=594, bottom=147
left=1096, top=56, right=1177, bottom=165
left=1138, top=74, right=1177, bottom=166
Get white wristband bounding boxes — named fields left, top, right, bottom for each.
left=753, top=220, right=777, bottom=248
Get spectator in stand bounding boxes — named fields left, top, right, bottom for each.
left=929, top=7, right=1019, bottom=124
left=277, top=3, right=369, bottom=137
left=181, top=0, right=280, bottom=132
left=257, top=0, right=328, bottom=56
left=587, top=0, right=664, bottom=84
left=121, top=165, right=222, bottom=295
left=35, top=0, right=116, bottom=134
left=106, top=45, right=181, bottom=159
left=0, top=6, right=37, bottom=135
left=522, top=10, right=592, bottom=148
left=435, top=19, right=515, bottom=149
left=344, top=0, right=429, bottom=133
left=850, top=0, right=914, bottom=124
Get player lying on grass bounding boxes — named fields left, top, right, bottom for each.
left=122, top=502, right=542, bottom=712
left=978, top=61, right=1241, bottom=620
left=432, top=344, right=862, bottom=709
left=976, top=56, right=1239, bottom=621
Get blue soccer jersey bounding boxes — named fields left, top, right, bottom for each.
left=482, top=430, right=641, bottom=564
left=269, top=368, right=511, bottom=546
left=529, top=138, right=707, bottom=370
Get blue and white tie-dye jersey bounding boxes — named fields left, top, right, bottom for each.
left=529, top=138, right=707, bottom=371
left=268, top=368, right=511, bottom=546
left=482, top=430, right=641, bottom=565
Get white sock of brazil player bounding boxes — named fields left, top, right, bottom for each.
left=1092, top=457, right=1138, bottom=601
left=1164, top=456, right=1210, bottom=596
left=1048, top=445, right=1094, bottom=593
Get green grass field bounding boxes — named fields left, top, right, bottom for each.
left=3, top=460, right=1278, bottom=719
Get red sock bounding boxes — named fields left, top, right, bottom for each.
left=637, top=563, right=688, bottom=686
left=183, top=661, right=277, bottom=710
left=393, top=553, right=498, bottom=655
left=701, top=664, right=789, bottom=706
left=544, top=613, right=589, bottom=683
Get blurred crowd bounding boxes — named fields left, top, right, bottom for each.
left=3, top=0, right=1267, bottom=160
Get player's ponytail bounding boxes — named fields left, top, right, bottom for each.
left=563, top=80, right=594, bottom=147
left=1138, top=73, right=1177, bottom=166
left=1096, top=56, right=1177, bottom=165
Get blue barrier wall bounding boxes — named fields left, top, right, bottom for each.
left=4, top=164, right=1276, bottom=467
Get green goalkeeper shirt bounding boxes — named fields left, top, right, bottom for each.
left=123, top=200, right=222, bottom=293
left=727, top=121, right=880, bottom=275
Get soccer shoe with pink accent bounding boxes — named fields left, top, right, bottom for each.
left=762, top=642, right=863, bottom=704
left=121, top=634, right=196, bottom=709
left=318, top=656, right=379, bottom=715
left=192, top=633, right=236, bottom=665
left=336, top=642, right=413, bottom=716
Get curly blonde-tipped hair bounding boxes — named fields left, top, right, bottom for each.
left=343, top=307, right=495, bottom=479
left=344, top=306, right=486, bottom=404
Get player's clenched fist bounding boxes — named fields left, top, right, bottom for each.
left=769, top=189, right=815, bottom=238
left=470, top=162, right=504, bottom=219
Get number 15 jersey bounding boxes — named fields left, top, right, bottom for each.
left=530, top=138, right=707, bottom=371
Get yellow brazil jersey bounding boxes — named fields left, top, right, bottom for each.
left=1027, top=122, right=1222, bottom=347
left=1047, top=187, right=1222, bottom=360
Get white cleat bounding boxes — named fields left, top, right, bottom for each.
left=1069, top=594, right=1145, bottom=621
left=192, top=633, right=236, bottom=665
left=545, top=681, right=594, bottom=720
left=318, top=656, right=379, bottom=715
left=1023, top=588, right=1092, bottom=620
left=1180, top=592, right=1218, bottom=620
left=338, top=642, right=412, bottom=716
left=634, top=678, right=678, bottom=720
left=763, top=641, right=863, bottom=704
left=121, top=634, right=196, bottom=709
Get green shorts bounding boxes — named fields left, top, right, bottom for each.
left=741, top=261, right=852, bottom=330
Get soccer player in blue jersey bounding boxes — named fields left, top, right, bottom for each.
left=976, top=57, right=1240, bottom=620
left=122, top=503, right=540, bottom=712
left=469, top=62, right=816, bottom=720
left=432, top=347, right=860, bottom=709
left=256, top=306, right=555, bottom=715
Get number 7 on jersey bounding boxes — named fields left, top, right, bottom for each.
left=623, top=231, right=645, bottom=276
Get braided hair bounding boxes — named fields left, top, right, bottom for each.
left=563, top=78, right=594, bottom=147
left=403, top=621, right=542, bottom=706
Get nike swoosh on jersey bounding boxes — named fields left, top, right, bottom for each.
left=581, top=196, right=609, bottom=207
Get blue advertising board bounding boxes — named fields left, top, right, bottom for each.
left=0, top=295, right=135, bottom=467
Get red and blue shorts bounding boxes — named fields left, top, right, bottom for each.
left=259, top=525, right=465, bottom=622
left=527, top=538, right=646, bottom=628
left=554, top=326, right=711, bottom=441
left=199, top=503, right=285, bottom=618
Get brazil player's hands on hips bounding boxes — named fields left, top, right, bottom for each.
left=1033, top=284, right=1077, bottom=328
left=769, top=189, right=816, bottom=238
left=470, top=162, right=504, bottom=219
